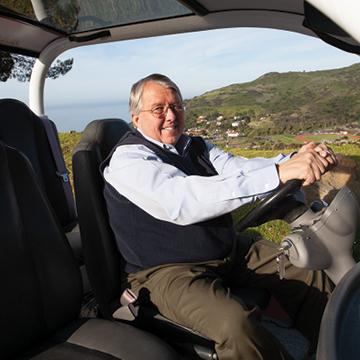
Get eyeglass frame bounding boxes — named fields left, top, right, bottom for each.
left=139, top=103, right=186, bottom=118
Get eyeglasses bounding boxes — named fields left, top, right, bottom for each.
left=140, top=103, right=185, bottom=118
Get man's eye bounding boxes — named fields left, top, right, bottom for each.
left=152, top=106, right=165, bottom=114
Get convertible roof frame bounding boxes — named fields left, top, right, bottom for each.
left=177, top=0, right=210, bottom=16
left=1, top=0, right=357, bottom=116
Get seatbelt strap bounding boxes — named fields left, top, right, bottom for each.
left=40, top=115, right=77, bottom=220
left=112, top=288, right=139, bottom=321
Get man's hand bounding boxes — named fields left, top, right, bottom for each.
left=299, top=142, right=337, bottom=167
left=278, top=142, right=338, bottom=186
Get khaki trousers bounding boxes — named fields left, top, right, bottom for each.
left=127, top=240, right=333, bottom=360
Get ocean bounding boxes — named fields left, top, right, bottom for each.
left=46, top=101, right=131, bottom=132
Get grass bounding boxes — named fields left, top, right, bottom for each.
left=332, top=143, right=360, bottom=160
left=58, top=132, right=81, bottom=189
left=301, top=134, right=344, bottom=142
left=232, top=202, right=291, bottom=245
left=230, top=148, right=293, bottom=158
left=271, top=134, right=303, bottom=144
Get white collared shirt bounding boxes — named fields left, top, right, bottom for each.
left=103, top=131, right=289, bottom=226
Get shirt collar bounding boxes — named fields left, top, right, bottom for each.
left=137, top=129, right=191, bottom=156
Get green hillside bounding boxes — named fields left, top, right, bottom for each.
left=185, top=63, right=360, bottom=134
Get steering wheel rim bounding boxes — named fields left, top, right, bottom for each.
left=235, top=179, right=302, bottom=232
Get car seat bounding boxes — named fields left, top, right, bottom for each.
left=0, top=99, right=80, bottom=258
left=0, top=140, right=178, bottom=360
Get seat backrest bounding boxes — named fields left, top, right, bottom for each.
left=72, top=118, right=132, bottom=318
left=0, top=98, right=77, bottom=231
left=0, top=141, right=82, bottom=359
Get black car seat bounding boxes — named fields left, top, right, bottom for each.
left=0, top=140, right=178, bottom=360
left=72, top=119, right=129, bottom=319
left=0, top=98, right=80, bottom=259
left=72, top=119, right=272, bottom=360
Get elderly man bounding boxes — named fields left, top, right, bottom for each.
left=102, top=73, right=336, bottom=360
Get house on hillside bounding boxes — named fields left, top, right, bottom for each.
left=240, top=116, right=251, bottom=124
left=196, top=115, right=206, bottom=124
left=186, top=127, right=208, bottom=137
left=226, top=130, right=240, bottom=138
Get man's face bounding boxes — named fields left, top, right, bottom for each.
left=132, top=81, right=185, bottom=145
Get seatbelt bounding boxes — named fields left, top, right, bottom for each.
left=112, top=288, right=139, bottom=321
left=40, top=115, right=77, bottom=220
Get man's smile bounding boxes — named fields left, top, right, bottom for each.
left=162, top=125, right=178, bottom=131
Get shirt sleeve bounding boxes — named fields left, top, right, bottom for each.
left=207, top=141, right=289, bottom=175
left=103, top=144, right=281, bottom=226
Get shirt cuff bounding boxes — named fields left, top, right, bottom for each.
left=244, top=163, right=280, bottom=195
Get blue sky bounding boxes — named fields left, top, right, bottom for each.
left=1, top=27, right=359, bottom=108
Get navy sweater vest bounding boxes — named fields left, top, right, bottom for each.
left=101, top=131, right=235, bottom=273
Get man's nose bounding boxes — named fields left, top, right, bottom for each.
left=165, top=106, right=177, bottom=119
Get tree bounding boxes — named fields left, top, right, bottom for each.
left=0, top=51, right=73, bottom=82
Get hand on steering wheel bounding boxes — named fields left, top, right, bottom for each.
left=278, top=142, right=337, bottom=186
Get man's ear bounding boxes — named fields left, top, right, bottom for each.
left=132, top=114, right=139, bottom=129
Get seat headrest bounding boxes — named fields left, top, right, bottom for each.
left=0, top=98, right=44, bottom=175
left=79, top=119, right=131, bottom=160
left=0, top=98, right=77, bottom=231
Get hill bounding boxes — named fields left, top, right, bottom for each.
left=185, top=63, right=360, bottom=135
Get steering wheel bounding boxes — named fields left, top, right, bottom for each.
left=235, top=179, right=303, bottom=232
